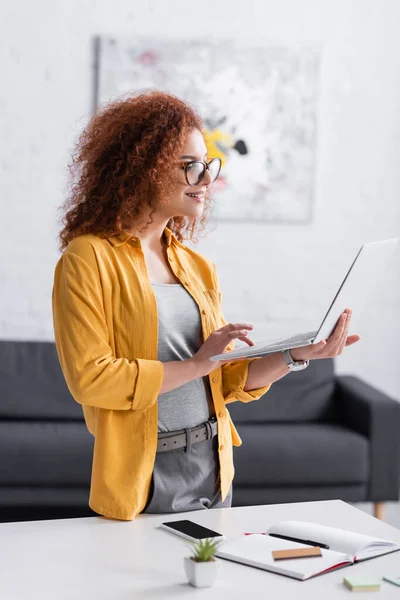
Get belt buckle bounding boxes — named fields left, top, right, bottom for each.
left=208, top=416, right=218, bottom=438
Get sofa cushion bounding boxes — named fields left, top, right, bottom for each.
left=232, top=484, right=368, bottom=506
left=232, top=423, right=369, bottom=486
left=0, top=421, right=93, bottom=486
left=0, top=341, right=83, bottom=420
left=228, top=358, right=335, bottom=423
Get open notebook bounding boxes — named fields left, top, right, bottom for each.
left=216, top=520, right=400, bottom=581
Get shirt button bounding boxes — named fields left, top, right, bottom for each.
left=212, top=377, right=218, bottom=383
left=219, top=445, right=224, bottom=451
left=201, top=309, right=207, bottom=316
left=186, top=281, right=191, bottom=286
left=219, top=411, right=225, bottom=418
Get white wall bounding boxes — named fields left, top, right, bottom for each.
left=1, top=0, right=399, bottom=397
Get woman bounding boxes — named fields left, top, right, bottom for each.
left=52, top=90, right=360, bottom=521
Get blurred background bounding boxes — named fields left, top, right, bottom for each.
left=0, top=0, right=399, bottom=524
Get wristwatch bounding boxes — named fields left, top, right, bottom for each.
left=282, top=348, right=309, bottom=372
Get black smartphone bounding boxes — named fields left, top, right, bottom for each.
left=160, top=519, right=224, bottom=542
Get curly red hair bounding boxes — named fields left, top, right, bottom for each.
left=57, top=89, right=214, bottom=252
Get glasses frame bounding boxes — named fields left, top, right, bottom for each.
left=180, top=158, right=222, bottom=187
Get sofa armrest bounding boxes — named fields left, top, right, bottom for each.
left=334, top=375, right=400, bottom=501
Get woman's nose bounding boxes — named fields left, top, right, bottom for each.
left=202, top=167, right=212, bottom=185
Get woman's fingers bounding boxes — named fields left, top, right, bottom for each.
left=336, top=311, right=351, bottom=355
left=317, top=310, right=362, bottom=357
left=237, top=335, right=255, bottom=346
left=345, top=334, right=361, bottom=346
left=210, top=323, right=256, bottom=353
left=217, top=323, right=253, bottom=334
left=224, top=324, right=254, bottom=341
left=310, top=310, right=349, bottom=358
left=227, top=327, right=255, bottom=347
left=324, top=310, right=349, bottom=353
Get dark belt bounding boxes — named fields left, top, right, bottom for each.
left=157, top=417, right=218, bottom=453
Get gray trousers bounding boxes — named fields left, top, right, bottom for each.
left=143, top=436, right=232, bottom=514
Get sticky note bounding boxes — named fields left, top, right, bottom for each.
left=383, top=575, right=400, bottom=587
left=343, top=576, right=381, bottom=592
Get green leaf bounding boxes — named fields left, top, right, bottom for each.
left=188, top=537, right=223, bottom=562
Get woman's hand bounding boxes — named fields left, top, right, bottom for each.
left=290, top=308, right=361, bottom=362
left=190, top=322, right=255, bottom=377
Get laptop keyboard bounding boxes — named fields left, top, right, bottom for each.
left=241, top=330, right=317, bottom=354
left=238, top=330, right=317, bottom=354
left=210, top=330, right=317, bottom=361
left=274, top=331, right=316, bottom=346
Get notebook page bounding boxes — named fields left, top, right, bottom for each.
left=355, top=543, right=400, bottom=561
left=268, top=521, right=399, bottom=559
left=216, top=534, right=352, bottom=581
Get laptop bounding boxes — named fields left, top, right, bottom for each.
left=209, top=238, right=399, bottom=362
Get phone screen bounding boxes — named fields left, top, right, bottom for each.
left=162, top=519, right=223, bottom=539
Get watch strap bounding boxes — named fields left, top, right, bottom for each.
left=282, top=348, right=309, bottom=370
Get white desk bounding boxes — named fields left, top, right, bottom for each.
left=1, top=500, right=400, bottom=599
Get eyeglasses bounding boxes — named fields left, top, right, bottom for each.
left=180, top=158, right=222, bottom=186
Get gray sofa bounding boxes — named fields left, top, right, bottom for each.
left=1, top=340, right=399, bottom=522
left=229, top=358, right=400, bottom=518
left=0, top=341, right=95, bottom=522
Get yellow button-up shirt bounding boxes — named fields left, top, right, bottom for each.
left=52, top=227, right=270, bottom=520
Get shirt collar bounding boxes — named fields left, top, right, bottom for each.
left=107, top=227, right=177, bottom=248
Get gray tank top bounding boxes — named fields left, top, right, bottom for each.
left=151, top=282, right=214, bottom=432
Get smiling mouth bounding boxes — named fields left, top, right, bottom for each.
left=185, top=192, right=205, bottom=201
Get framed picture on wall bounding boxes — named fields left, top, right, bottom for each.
left=92, top=37, right=320, bottom=223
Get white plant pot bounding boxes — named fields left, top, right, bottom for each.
left=184, top=556, right=219, bottom=588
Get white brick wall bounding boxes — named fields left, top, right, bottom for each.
left=1, top=0, right=399, bottom=398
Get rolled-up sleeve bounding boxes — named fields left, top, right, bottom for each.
left=52, top=247, right=163, bottom=411
left=211, top=262, right=271, bottom=404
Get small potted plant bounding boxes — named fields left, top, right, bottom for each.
left=184, top=537, right=222, bottom=588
